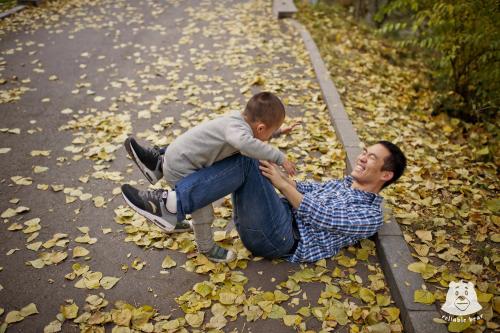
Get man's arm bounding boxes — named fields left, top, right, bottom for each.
left=258, top=161, right=323, bottom=204
left=276, top=181, right=303, bottom=209
left=259, top=161, right=302, bottom=208
left=259, top=161, right=382, bottom=236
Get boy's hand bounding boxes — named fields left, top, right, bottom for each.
left=279, top=121, right=301, bottom=135
left=282, top=159, right=296, bottom=176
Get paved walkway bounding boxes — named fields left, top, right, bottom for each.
left=0, top=1, right=399, bottom=332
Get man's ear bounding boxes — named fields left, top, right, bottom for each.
left=381, top=170, right=393, bottom=182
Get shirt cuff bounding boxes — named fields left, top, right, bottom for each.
left=295, top=181, right=319, bottom=194
left=276, top=152, right=285, bottom=165
left=295, top=181, right=309, bottom=194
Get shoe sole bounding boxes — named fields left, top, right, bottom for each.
left=171, top=221, right=193, bottom=234
left=121, top=191, right=176, bottom=232
left=171, top=227, right=192, bottom=233
left=124, top=138, right=160, bottom=185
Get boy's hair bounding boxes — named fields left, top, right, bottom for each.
left=243, top=92, right=285, bottom=127
left=377, top=141, right=407, bottom=189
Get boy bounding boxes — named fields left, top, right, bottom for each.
left=122, top=92, right=295, bottom=262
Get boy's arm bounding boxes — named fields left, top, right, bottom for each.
left=271, top=128, right=282, bottom=139
left=225, top=121, right=285, bottom=165
left=271, top=122, right=301, bottom=138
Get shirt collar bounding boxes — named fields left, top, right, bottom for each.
left=343, top=176, right=383, bottom=206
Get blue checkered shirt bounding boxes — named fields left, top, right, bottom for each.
left=288, top=176, right=383, bottom=263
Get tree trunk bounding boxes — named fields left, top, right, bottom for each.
left=354, top=0, right=363, bottom=20
left=352, top=0, right=387, bottom=25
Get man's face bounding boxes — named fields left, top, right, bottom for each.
left=351, top=144, right=393, bottom=189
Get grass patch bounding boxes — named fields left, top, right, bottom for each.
left=0, top=0, right=19, bottom=13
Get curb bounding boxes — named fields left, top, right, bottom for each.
left=0, top=0, right=45, bottom=20
left=272, top=0, right=297, bottom=18
left=18, top=0, right=45, bottom=5
left=273, top=4, right=448, bottom=332
left=0, top=5, right=26, bottom=20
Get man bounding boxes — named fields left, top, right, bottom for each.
left=121, top=141, right=406, bottom=263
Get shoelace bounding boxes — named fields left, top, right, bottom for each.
left=150, top=145, right=163, bottom=170
left=150, top=145, right=161, bottom=159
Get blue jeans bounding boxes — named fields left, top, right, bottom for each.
left=174, top=154, right=296, bottom=259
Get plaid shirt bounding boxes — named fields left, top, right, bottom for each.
left=288, top=176, right=383, bottom=263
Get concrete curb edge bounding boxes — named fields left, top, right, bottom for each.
left=0, top=5, right=27, bottom=20
left=272, top=0, right=297, bottom=18
left=0, top=0, right=46, bottom=20
left=272, top=5, right=448, bottom=332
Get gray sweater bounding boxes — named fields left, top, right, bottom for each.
left=162, top=112, right=285, bottom=184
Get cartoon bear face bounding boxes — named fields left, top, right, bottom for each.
left=441, top=280, right=482, bottom=316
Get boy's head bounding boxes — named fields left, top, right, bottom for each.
left=243, top=92, right=285, bottom=141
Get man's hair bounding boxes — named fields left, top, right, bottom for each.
left=378, top=141, right=407, bottom=189
left=243, top=92, right=285, bottom=127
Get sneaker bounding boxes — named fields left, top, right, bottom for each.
left=121, top=184, right=177, bottom=232
left=203, top=244, right=236, bottom=263
left=124, top=137, right=163, bottom=185
left=171, top=220, right=192, bottom=233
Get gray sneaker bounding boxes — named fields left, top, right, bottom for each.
left=124, top=137, right=163, bottom=185
left=171, top=220, right=192, bottom=233
left=121, top=184, right=178, bottom=232
left=204, top=244, right=236, bottom=263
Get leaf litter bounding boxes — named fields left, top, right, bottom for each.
left=297, top=3, right=499, bottom=331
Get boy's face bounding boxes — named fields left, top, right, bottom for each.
left=253, top=120, right=282, bottom=141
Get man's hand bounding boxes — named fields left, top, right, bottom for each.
left=259, top=160, right=290, bottom=191
left=282, top=159, right=296, bottom=176
left=259, top=160, right=303, bottom=209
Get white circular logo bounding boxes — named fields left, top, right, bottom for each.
left=441, top=280, right=482, bottom=316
